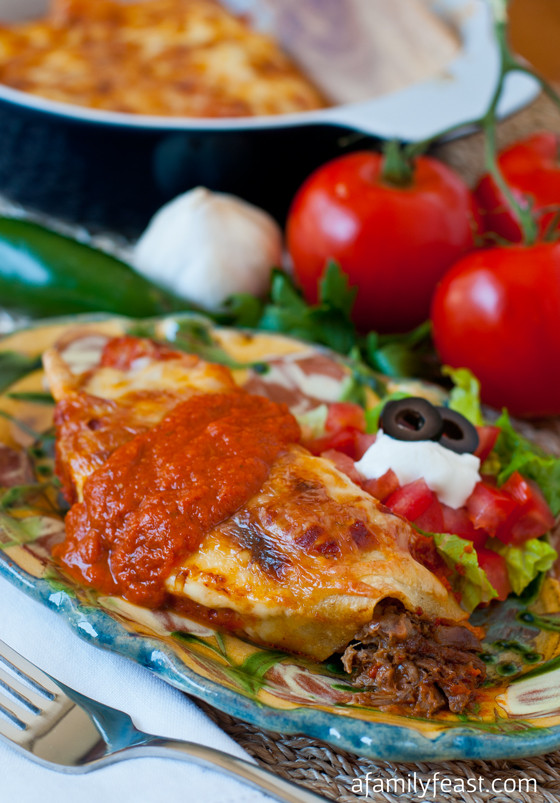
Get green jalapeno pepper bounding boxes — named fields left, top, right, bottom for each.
left=0, top=217, right=186, bottom=318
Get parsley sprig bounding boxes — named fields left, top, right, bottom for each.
left=222, top=262, right=436, bottom=383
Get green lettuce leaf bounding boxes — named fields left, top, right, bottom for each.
left=494, top=410, right=560, bottom=515
left=431, top=532, right=498, bottom=612
left=442, top=366, right=483, bottom=426
left=364, top=391, right=411, bottom=433
left=489, top=538, right=558, bottom=596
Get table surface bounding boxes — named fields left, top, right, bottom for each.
left=510, top=0, right=560, bottom=83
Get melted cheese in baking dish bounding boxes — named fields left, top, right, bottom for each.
left=44, top=331, right=467, bottom=664
left=0, top=0, right=326, bottom=116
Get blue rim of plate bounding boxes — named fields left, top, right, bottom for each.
left=2, top=554, right=560, bottom=762
left=1, top=312, right=560, bottom=763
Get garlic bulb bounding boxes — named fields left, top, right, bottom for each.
left=133, top=187, right=283, bottom=310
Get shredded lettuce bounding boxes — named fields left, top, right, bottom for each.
left=489, top=538, right=558, bottom=596
left=364, top=391, right=411, bottom=434
left=494, top=410, right=560, bottom=515
left=419, top=531, right=557, bottom=611
left=442, top=366, right=484, bottom=426
left=430, top=532, right=498, bottom=612
left=295, top=405, right=328, bottom=440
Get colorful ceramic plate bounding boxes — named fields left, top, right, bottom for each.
left=2, top=313, right=560, bottom=762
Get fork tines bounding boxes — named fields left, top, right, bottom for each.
left=0, top=640, right=68, bottom=744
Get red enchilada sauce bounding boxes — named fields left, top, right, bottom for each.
left=54, top=392, right=300, bottom=606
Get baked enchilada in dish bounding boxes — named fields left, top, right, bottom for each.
left=44, top=332, right=487, bottom=717
left=0, top=0, right=326, bottom=117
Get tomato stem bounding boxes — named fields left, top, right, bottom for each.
left=405, top=0, right=560, bottom=246
left=380, top=140, right=414, bottom=187
left=479, top=16, right=538, bottom=245
left=542, top=209, right=560, bottom=243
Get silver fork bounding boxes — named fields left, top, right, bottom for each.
left=0, top=639, right=331, bottom=803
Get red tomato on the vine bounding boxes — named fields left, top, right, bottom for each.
left=431, top=242, right=560, bottom=417
left=286, top=151, right=478, bottom=333
left=474, top=132, right=560, bottom=243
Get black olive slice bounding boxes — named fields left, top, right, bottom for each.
left=380, top=397, right=443, bottom=442
left=436, top=407, right=480, bottom=454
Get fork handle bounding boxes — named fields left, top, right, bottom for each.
left=126, top=736, right=333, bottom=803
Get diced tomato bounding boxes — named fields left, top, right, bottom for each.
left=354, top=432, right=377, bottom=460
left=415, top=497, right=445, bottom=532
left=495, top=471, right=555, bottom=545
left=307, top=404, right=368, bottom=459
left=326, top=402, right=366, bottom=433
left=321, top=449, right=363, bottom=485
left=474, top=426, right=501, bottom=462
left=308, top=426, right=359, bottom=458
left=476, top=547, right=511, bottom=601
left=362, top=469, right=399, bottom=502
left=325, top=426, right=359, bottom=457
left=441, top=504, right=488, bottom=549
left=100, top=335, right=178, bottom=370
left=466, top=481, right=518, bottom=536
left=385, top=479, right=434, bottom=522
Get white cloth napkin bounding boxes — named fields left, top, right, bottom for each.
left=0, top=578, right=276, bottom=803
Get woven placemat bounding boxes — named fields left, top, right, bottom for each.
left=433, top=87, right=560, bottom=181
left=199, top=701, right=560, bottom=803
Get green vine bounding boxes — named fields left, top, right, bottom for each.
left=405, top=0, right=560, bottom=245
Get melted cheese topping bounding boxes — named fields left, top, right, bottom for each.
left=43, top=330, right=467, bottom=662
left=44, top=335, right=235, bottom=501
left=0, top=0, right=326, bottom=117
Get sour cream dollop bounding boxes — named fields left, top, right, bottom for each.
left=355, top=430, right=481, bottom=509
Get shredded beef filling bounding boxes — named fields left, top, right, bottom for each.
left=341, top=601, right=486, bottom=717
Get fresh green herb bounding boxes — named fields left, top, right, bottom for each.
left=258, top=263, right=357, bottom=355
left=0, top=352, right=41, bottom=393
left=443, top=366, right=484, bottom=426
left=494, top=410, right=560, bottom=515
left=489, top=538, right=557, bottom=595
left=227, top=264, right=436, bottom=384
left=365, top=321, right=433, bottom=379
left=221, top=293, right=263, bottom=328
left=342, top=348, right=388, bottom=402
